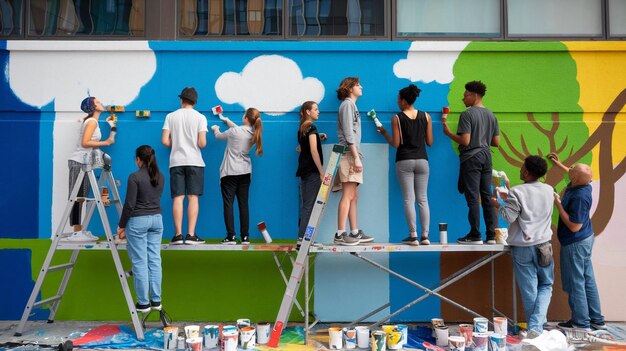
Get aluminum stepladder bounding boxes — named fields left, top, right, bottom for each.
left=268, top=144, right=346, bottom=347
left=14, top=155, right=146, bottom=340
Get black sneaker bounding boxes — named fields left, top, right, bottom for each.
left=558, top=320, right=591, bottom=331
left=349, top=230, right=374, bottom=243
left=170, top=234, right=184, bottom=245
left=150, top=301, right=162, bottom=311
left=334, top=232, right=360, bottom=246
left=241, top=235, right=250, bottom=244
left=590, top=321, right=607, bottom=330
left=457, top=234, right=483, bottom=245
left=402, top=236, right=419, bottom=246
left=221, top=235, right=237, bottom=245
left=185, top=234, right=205, bottom=245
left=296, top=238, right=303, bottom=251
left=135, top=302, right=151, bottom=313
left=486, top=234, right=496, bottom=244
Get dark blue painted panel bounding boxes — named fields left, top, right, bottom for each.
left=0, top=249, right=47, bottom=320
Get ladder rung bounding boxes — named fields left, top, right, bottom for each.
left=33, top=295, right=62, bottom=308
left=74, top=197, right=97, bottom=202
left=48, top=262, right=75, bottom=273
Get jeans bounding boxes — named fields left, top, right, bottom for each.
left=511, top=245, right=554, bottom=333
left=68, top=160, right=90, bottom=226
left=126, top=214, right=163, bottom=305
left=560, top=235, right=604, bottom=327
left=396, top=159, right=430, bottom=234
left=458, top=149, right=496, bottom=238
left=221, top=174, right=251, bottom=237
left=298, top=173, right=321, bottom=239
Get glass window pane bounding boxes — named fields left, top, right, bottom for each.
left=180, top=0, right=283, bottom=37
left=27, top=0, right=143, bottom=37
left=289, top=0, right=385, bottom=37
left=397, top=0, right=500, bottom=37
left=1, top=0, right=23, bottom=36
left=609, top=0, right=626, bottom=36
left=508, top=0, right=602, bottom=37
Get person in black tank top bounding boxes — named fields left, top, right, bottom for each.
left=378, top=84, right=433, bottom=245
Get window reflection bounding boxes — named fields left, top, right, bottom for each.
left=289, top=0, right=385, bottom=37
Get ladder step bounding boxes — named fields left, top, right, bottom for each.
left=74, top=197, right=97, bottom=202
left=48, top=262, right=75, bottom=273
left=33, top=295, right=62, bottom=308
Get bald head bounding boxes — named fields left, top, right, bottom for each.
left=569, top=163, right=592, bottom=185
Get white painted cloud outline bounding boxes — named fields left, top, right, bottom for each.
left=215, top=55, right=324, bottom=116
left=393, top=41, right=470, bottom=84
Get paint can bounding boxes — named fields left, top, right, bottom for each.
left=459, top=324, right=473, bottom=346
left=473, top=317, right=489, bottom=332
left=176, top=336, right=186, bottom=351
left=203, top=325, right=219, bottom=349
left=355, top=326, right=370, bottom=349
left=328, top=327, right=343, bottom=349
left=221, top=330, right=238, bottom=351
left=386, top=329, right=403, bottom=350
left=371, top=330, right=387, bottom=351
left=343, top=327, right=357, bottom=349
left=381, top=325, right=396, bottom=335
left=186, top=337, right=203, bottom=351
left=506, top=335, right=522, bottom=351
left=185, top=325, right=200, bottom=338
left=439, top=223, right=448, bottom=244
left=431, top=318, right=444, bottom=337
left=489, top=333, right=506, bottom=351
left=449, top=335, right=466, bottom=351
left=239, top=326, right=256, bottom=349
left=256, top=322, right=271, bottom=345
left=236, top=318, right=251, bottom=330
left=493, top=317, right=508, bottom=335
left=472, top=332, right=489, bottom=351
left=396, top=324, right=408, bottom=347
left=435, top=326, right=449, bottom=347
left=164, top=326, right=178, bottom=350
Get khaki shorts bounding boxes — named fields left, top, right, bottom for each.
left=332, top=153, right=363, bottom=192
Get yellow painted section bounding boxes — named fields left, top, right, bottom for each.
left=564, top=42, right=626, bottom=177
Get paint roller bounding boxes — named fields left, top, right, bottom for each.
left=257, top=221, right=272, bottom=243
left=107, top=105, right=125, bottom=112
left=492, top=169, right=509, bottom=199
left=212, top=105, right=228, bottom=121
left=367, top=109, right=383, bottom=128
left=135, top=110, right=151, bottom=118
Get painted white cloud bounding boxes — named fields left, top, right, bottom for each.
left=393, top=41, right=470, bottom=84
left=215, top=55, right=324, bottom=116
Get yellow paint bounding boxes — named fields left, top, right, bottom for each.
left=564, top=42, right=626, bottom=178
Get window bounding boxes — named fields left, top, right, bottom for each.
left=507, top=0, right=603, bottom=37
left=609, top=0, right=626, bottom=36
left=178, top=0, right=283, bottom=37
left=396, top=0, right=501, bottom=38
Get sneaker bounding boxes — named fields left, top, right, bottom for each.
left=590, top=321, right=608, bottom=330
left=296, top=238, right=303, bottom=251
left=334, top=232, right=360, bottom=246
left=150, top=301, right=162, bottom=311
left=402, top=236, right=419, bottom=246
left=135, top=302, right=151, bottom=313
left=457, top=234, right=483, bottom=245
left=61, top=231, right=98, bottom=243
left=527, top=330, right=542, bottom=339
left=185, top=234, right=205, bottom=245
left=114, top=235, right=127, bottom=245
left=170, top=234, right=184, bottom=245
left=486, top=234, right=496, bottom=244
left=221, top=235, right=237, bottom=245
left=83, top=230, right=99, bottom=240
left=241, top=235, right=250, bottom=245
left=558, top=320, right=591, bottom=331
left=420, top=237, right=431, bottom=245
left=349, top=230, right=374, bottom=243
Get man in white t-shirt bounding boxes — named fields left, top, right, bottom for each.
left=161, top=87, right=208, bottom=245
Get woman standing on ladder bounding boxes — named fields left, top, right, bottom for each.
left=63, top=96, right=117, bottom=243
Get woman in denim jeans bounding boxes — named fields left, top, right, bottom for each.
left=117, top=145, right=165, bottom=313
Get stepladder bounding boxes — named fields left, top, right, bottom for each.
left=13, top=154, right=150, bottom=340
left=268, top=144, right=346, bottom=347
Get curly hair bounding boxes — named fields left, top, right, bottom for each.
left=524, top=155, right=548, bottom=178
left=465, top=80, right=487, bottom=97
left=399, top=84, right=421, bottom=105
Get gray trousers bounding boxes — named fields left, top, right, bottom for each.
left=396, top=159, right=430, bottom=234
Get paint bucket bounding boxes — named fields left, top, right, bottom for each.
left=164, top=326, right=178, bottom=350
left=343, top=327, right=357, bottom=349
left=439, top=223, right=448, bottom=244
left=355, top=326, right=370, bottom=348
left=176, top=336, right=186, bottom=351
left=435, top=326, right=449, bottom=347
left=431, top=318, right=444, bottom=337
left=386, top=329, right=403, bottom=350
left=472, top=332, right=489, bottom=351
left=328, top=327, right=343, bottom=350
left=459, top=324, right=473, bottom=346
left=221, top=330, right=238, bottom=351
left=371, top=330, right=387, bottom=351
left=396, top=324, right=408, bottom=347
left=473, top=317, right=489, bottom=332
left=236, top=318, right=251, bottom=330
left=506, top=335, right=522, bottom=351
left=239, top=326, right=256, bottom=349
left=256, top=322, right=271, bottom=345
left=186, top=337, right=203, bottom=351
left=203, top=325, right=219, bottom=349
left=493, top=317, right=508, bottom=335
left=221, top=325, right=237, bottom=340
left=448, top=335, right=466, bottom=351
left=185, top=325, right=200, bottom=338
left=489, top=333, right=506, bottom=351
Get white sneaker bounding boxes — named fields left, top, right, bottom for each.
left=61, top=231, right=98, bottom=243
left=83, top=230, right=99, bottom=240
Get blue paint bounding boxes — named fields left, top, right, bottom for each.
left=0, top=249, right=47, bottom=320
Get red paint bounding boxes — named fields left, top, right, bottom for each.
left=267, top=321, right=284, bottom=347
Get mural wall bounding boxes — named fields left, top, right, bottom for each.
left=0, top=40, right=624, bottom=323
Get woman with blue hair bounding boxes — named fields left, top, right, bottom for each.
left=63, top=96, right=117, bottom=242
